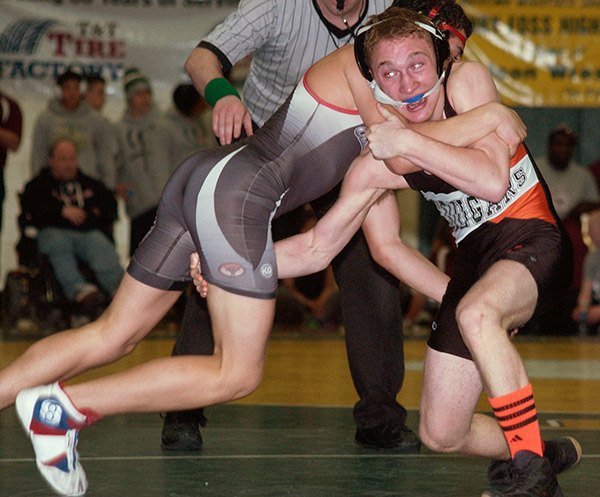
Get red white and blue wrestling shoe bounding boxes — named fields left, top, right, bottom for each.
left=15, top=382, right=88, bottom=496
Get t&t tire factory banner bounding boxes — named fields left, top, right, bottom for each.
left=0, top=0, right=239, bottom=99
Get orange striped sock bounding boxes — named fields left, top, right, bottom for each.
left=488, top=383, right=543, bottom=458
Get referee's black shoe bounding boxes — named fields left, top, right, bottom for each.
left=355, top=422, right=421, bottom=452
left=161, top=409, right=207, bottom=451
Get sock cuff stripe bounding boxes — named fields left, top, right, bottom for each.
left=491, top=394, right=534, bottom=413
left=495, top=402, right=536, bottom=422
left=500, top=413, right=539, bottom=433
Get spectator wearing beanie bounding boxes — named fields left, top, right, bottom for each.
left=115, top=68, right=180, bottom=255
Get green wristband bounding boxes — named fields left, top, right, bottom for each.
left=204, top=77, right=240, bottom=106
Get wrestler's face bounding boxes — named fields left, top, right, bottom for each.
left=370, top=34, right=444, bottom=123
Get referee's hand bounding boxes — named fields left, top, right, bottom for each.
left=212, top=95, right=254, bottom=145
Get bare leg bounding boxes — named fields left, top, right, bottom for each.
left=419, top=347, right=509, bottom=459
left=0, top=274, right=180, bottom=410
left=419, top=260, right=539, bottom=458
left=456, top=260, right=537, bottom=397
left=64, top=284, right=275, bottom=415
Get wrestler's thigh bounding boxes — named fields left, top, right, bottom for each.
left=206, top=285, right=275, bottom=373
left=460, top=259, right=538, bottom=331
left=97, top=273, right=182, bottom=348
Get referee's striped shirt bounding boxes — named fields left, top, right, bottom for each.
left=202, top=0, right=391, bottom=126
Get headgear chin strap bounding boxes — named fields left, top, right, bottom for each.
left=368, top=69, right=446, bottom=108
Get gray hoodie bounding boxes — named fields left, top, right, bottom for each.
left=30, top=98, right=117, bottom=188
left=115, top=106, right=179, bottom=219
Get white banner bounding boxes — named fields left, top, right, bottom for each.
left=0, top=0, right=240, bottom=98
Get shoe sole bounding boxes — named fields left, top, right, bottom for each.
left=557, top=436, right=582, bottom=473
left=482, top=487, right=564, bottom=497
left=161, top=439, right=202, bottom=451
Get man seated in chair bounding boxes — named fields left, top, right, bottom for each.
left=21, top=137, right=123, bottom=318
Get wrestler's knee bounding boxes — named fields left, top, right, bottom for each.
left=418, top=412, right=466, bottom=454
left=85, top=312, right=143, bottom=361
left=456, top=297, right=498, bottom=348
left=217, top=362, right=265, bottom=402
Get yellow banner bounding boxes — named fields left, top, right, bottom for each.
left=461, top=0, right=600, bottom=107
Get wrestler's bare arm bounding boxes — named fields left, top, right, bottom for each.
left=368, top=61, right=514, bottom=202
left=275, top=152, right=392, bottom=279
left=362, top=192, right=449, bottom=303
left=346, top=58, right=524, bottom=177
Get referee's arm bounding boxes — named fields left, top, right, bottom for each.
left=184, top=42, right=233, bottom=96
left=184, top=43, right=252, bottom=145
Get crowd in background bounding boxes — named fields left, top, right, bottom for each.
left=0, top=69, right=214, bottom=327
left=0, top=66, right=344, bottom=331
left=2, top=64, right=600, bottom=335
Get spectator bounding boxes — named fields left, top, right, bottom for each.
left=535, top=125, right=599, bottom=221
left=30, top=69, right=116, bottom=188
left=83, top=73, right=107, bottom=112
left=572, top=209, right=600, bottom=335
left=588, top=153, right=600, bottom=193
left=165, top=83, right=214, bottom=163
left=535, top=125, right=600, bottom=334
left=0, top=90, right=22, bottom=238
left=83, top=74, right=120, bottom=195
left=275, top=208, right=341, bottom=329
left=20, top=138, right=123, bottom=317
left=115, top=68, right=179, bottom=255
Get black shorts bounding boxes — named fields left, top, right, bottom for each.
left=427, top=218, right=573, bottom=360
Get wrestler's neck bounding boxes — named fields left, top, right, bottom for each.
left=315, top=0, right=366, bottom=31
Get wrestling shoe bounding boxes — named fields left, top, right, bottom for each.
left=15, top=383, right=88, bottom=496
left=355, top=422, right=421, bottom=452
left=482, top=450, right=563, bottom=497
left=161, top=408, right=206, bottom=451
left=488, top=437, right=582, bottom=489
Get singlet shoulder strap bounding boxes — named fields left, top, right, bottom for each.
left=443, top=61, right=456, bottom=118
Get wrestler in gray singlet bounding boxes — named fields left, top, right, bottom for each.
left=127, top=75, right=369, bottom=299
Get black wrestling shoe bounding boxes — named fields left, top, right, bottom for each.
left=487, top=437, right=582, bottom=489
left=161, top=409, right=207, bottom=451
left=355, top=422, right=421, bottom=452
left=482, top=450, right=563, bottom=497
